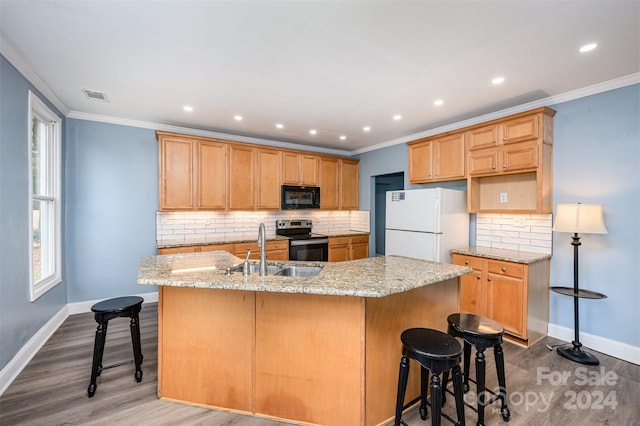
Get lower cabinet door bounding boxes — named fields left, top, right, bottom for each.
left=488, top=273, right=524, bottom=338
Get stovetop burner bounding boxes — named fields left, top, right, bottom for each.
left=275, top=219, right=326, bottom=240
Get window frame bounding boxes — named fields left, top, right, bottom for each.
left=28, top=91, right=62, bottom=301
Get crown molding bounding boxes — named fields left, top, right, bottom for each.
left=0, top=31, right=70, bottom=116
left=352, top=72, right=640, bottom=155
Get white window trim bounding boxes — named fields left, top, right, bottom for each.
left=28, top=91, right=62, bottom=301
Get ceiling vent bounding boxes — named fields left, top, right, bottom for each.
left=82, top=89, right=109, bottom=103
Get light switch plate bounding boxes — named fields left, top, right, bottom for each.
left=500, top=192, right=508, bottom=203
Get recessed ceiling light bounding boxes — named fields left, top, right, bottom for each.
left=234, top=115, right=243, bottom=121
left=393, top=114, right=402, bottom=121
left=309, top=129, right=317, bottom=135
left=275, top=123, right=284, bottom=129
left=492, top=76, right=505, bottom=85
left=434, top=99, right=444, bottom=106
left=339, top=135, right=347, bottom=141
left=183, top=105, right=193, bottom=112
left=363, top=126, right=371, bottom=132
left=579, top=43, right=598, bottom=53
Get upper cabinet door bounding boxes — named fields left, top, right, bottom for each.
left=435, top=133, right=465, bottom=180
left=228, top=145, right=256, bottom=209
left=501, top=114, right=539, bottom=144
left=282, top=152, right=318, bottom=186
left=197, top=141, right=227, bottom=210
left=159, top=136, right=194, bottom=210
left=408, top=140, right=433, bottom=182
left=467, top=124, right=499, bottom=151
left=340, top=159, right=359, bottom=210
left=256, top=148, right=281, bottom=209
left=319, top=156, right=339, bottom=209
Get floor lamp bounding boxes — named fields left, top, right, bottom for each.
left=551, top=203, right=607, bottom=365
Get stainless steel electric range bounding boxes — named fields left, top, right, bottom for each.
left=275, top=219, right=329, bottom=262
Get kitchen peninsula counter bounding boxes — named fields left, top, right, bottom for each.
left=137, top=252, right=471, bottom=426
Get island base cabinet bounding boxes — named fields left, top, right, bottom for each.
left=255, top=293, right=364, bottom=425
left=158, top=287, right=255, bottom=412
left=157, top=279, right=459, bottom=425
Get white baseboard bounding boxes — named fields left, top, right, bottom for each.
left=0, top=305, right=69, bottom=396
left=547, top=322, right=640, bottom=365
left=67, top=291, right=158, bottom=315
left=0, top=291, right=159, bottom=396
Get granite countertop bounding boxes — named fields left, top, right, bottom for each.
left=158, top=231, right=368, bottom=249
left=137, top=251, right=471, bottom=298
left=450, top=246, right=551, bottom=264
left=157, top=235, right=290, bottom=249
left=323, top=230, right=369, bottom=237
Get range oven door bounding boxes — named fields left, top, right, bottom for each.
left=289, top=238, right=329, bottom=261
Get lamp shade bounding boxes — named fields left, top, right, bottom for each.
left=553, top=203, right=608, bottom=234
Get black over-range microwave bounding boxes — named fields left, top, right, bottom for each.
left=281, top=185, right=321, bottom=210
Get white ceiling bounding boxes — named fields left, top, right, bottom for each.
left=1, top=1, right=639, bottom=152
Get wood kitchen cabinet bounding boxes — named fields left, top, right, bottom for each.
left=228, top=145, right=256, bottom=210
left=408, top=132, right=465, bottom=183
left=320, top=157, right=360, bottom=210
left=329, top=235, right=369, bottom=262
left=467, top=107, right=555, bottom=213
left=319, top=156, right=340, bottom=209
left=256, top=148, right=281, bottom=209
left=451, top=253, right=549, bottom=346
left=282, top=152, right=318, bottom=186
left=340, top=159, right=360, bottom=209
left=158, top=132, right=227, bottom=211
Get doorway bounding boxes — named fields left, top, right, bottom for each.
left=374, top=172, right=404, bottom=256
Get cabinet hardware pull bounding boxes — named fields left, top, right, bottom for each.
left=464, top=261, right=469, bottom=265
left=487, top=277, right=492, bottom=281
left=501, top=267, right=507, bottom=272
left=492, top=165, right=496, bottom=169
left=503, top=164, right=507, bottom=168
left=503, top=136, right=507, bottom=141
left=476, top=275, right=481, bottom=279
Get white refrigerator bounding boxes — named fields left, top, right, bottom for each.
left=385, top=188, right=468, bottom=263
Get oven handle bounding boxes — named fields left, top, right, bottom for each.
left=290, top=238, right=329, bottom=247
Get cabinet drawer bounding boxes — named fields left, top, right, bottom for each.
left=266, top=240, right=289, bottom=251
left=487, top=260, right=524, bottom=278
left=350, top=235, right=369, bottom=244
left=234, top=242, right=260, bottom=256
left=452, top=254, right=483, bottom=270
left=329, top=237, right=350, bottom=246
left=158, top=246, right=197, bottom=255
left=200, top=244, right=234, bottom=253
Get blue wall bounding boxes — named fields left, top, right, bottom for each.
left=65, top=119, right=158, bottom=302
left=0, top=56, right=67, bottom=370
left=550, top=85, right=640, bottom=346
left=357, top=84, right=640, bottom=348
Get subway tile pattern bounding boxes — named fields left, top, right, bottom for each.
left=156, top=210, right=370, bottom=245
left=475, top=213, right=552, bottom=254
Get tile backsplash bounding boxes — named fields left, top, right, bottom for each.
left=157, top=210, right=370, bottom=244
left=475, top=213, right=552, bottom=254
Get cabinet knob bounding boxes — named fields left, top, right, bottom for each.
left=503, top=164, right=507, bottom=168
left=492, top=165, right=496, bottom=169
left=464, top=261, right=469, bottom=265
left=501, top=267, right=507, bottom=272
left=487, top=277, right=492, bottom=281
left=503, top=136, right=507, bottom=141
left=493, top=140, right=497, bottom=144
left=476, top=275, right=481, bottom=280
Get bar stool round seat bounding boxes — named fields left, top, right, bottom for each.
left=445, top=313, right=510, bottom=425
left=394, top=328, right=466, bottom=426
left=87, top=296, right=144, bottom=397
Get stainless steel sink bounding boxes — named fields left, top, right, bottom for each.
left=273, top=265, right=323, bottom=277
left=229, top=263, right=281, bottom=275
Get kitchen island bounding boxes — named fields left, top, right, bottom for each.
left=138, top=251, right=471, bottom=426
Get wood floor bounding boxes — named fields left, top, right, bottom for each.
left=1, top=302, right=638, bottom=425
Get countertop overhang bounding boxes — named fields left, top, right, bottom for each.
left=137, top=251, right=472, bottom=298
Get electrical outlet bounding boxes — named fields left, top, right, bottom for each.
left=500, top=192, right=508, bottom=203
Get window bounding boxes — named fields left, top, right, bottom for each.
left=29, top=91, right=62, bottom=301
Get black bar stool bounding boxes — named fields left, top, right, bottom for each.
left=394, top=328, right=466, bottom=426
left=87, top=296, right=144, bottom=397
left=443, top=313, right=510, bottom=426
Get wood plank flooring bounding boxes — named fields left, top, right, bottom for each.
left=1, top=302, right=638, bottom=425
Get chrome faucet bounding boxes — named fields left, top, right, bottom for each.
left=257, top=223, right=267, bottom=277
